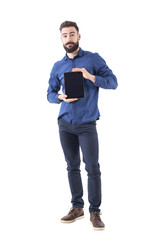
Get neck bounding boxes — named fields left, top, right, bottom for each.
left=67, top=47, right=80, bottom=59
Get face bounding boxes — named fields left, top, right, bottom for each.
left=61, top=27, right=81, bottom=53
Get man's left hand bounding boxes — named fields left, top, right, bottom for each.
left=72, top=68, right=95, bottom=83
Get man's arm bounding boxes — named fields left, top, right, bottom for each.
left=93, top=53, right=118, bottom=89
left=47, top=65, right=78, bottom=103
left=47, top=68, right=62, bottom=103
left=72, top=53, right=118, bottom=89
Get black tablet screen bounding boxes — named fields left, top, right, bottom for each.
left=64, top=72, right=84, bottom=99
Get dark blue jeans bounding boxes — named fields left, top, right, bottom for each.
left=58, top=117, right=101, bottom=213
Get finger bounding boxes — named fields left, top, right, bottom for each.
left=61, top=95, right=67, bottom=101
left=72, top=68, right=81, bottom=72
left=62, top=94, right=67, bottom=98
left=64, top=98, right=78, bottom=103
left=67, top=98, right=78, bottom=102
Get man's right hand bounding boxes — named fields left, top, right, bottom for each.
left=58, top=94, right=78, bottom=103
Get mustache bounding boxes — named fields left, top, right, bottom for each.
left=65, top=42, right=75, bottom=46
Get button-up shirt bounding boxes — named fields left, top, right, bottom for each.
left=47, top=48, right=118, bottom=124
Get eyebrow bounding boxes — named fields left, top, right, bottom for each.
left=62, top=32, right=76, bottom=36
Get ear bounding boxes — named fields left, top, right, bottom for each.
left=78, top=34, right=81, bottom=41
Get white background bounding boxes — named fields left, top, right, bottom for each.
left=0, top=0, right=160, bottom=239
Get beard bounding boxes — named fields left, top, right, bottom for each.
left=63, top=41, right=79, bottom=53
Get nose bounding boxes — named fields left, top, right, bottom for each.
left=67, top=35, right=72, bottom=42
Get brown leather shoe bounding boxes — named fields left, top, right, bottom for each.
left=61, top=208, right=84, bottom=223
left=90, top=212, right=105, bottom=230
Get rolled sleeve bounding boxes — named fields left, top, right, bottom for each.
left=47, top=65, right=62, bottom=104
left=93, top=53, right=118, bottom=89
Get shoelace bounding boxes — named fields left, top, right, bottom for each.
left=92, top=212, right=102, bottom=219
left=68, top=207, right=77, bottom=215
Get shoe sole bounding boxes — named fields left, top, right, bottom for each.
left=61, top=215, right=84, bottom=223
left=90, top=221, right=105, bottom=230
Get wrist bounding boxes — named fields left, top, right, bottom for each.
left=58, top=94, right=63, bottom=101
left=89, top=74, right=96, bottom=83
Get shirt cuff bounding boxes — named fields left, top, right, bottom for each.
left=94, top=75, right=101, bottom=87
left=56, top=94, right=62, bottom=103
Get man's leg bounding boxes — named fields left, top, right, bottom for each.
left=78, top=121, right=101, bottom=213
left=58, top=118, right=84, bottom=208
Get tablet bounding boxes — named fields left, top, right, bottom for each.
left=64, top=72, right=84, bottom=99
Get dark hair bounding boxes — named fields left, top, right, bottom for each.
left=59, top=21, right=79, bottom=32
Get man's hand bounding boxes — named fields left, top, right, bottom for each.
left=58, top=93, right=78, bottom=103
left=72, top=68, right=96, bottom=83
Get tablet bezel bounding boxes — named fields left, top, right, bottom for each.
left=64, top=72, right=84, bottom=99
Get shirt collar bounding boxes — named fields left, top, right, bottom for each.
left=64, top=48, right=84, bottom=61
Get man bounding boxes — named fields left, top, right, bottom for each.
left=47, top=21, right=118, bottom=230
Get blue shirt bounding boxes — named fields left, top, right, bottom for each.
left=47, top=48, right=118, bottom=124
